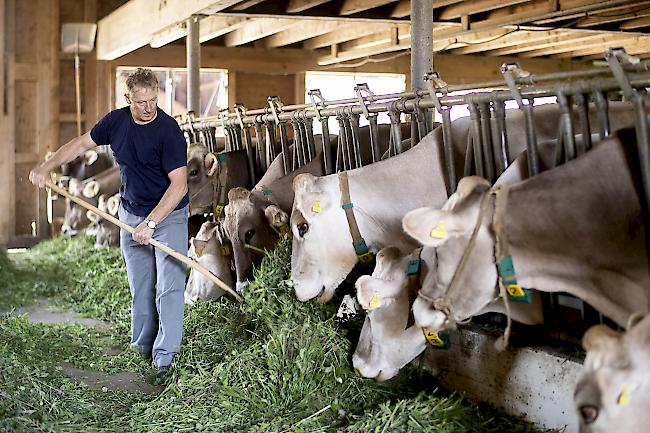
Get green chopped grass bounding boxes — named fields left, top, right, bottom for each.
left=0, top=236, right=556, bottom=432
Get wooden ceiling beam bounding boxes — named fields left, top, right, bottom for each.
left=338, top=24, right=411, bottom=51
left=437, top=0, right=532, bottom=20
left=318, top=26, right=412, bottom=65
left=339, top=0, right=399, bottom=15
left=486, top=32, right=603, bottom=56
left=224, top=18, right=297, bottom=46
left=448, top=29, right=566, bottom=55
left=518, top=34, right=633, bottom=57
left=97, top=0, right=242, bottom=60
left=264, top=20, right=348, bottom=48
left=286, top=0, right=333, bottom=13
left=199, top=16, right=249, bottom=43
left=620, top=14, right=650, bottom=30
left=575, top=2, right=650, bottom=27
left=554, top=35, right=650, bottom=57
left=303, top=24, right=391, bottom=49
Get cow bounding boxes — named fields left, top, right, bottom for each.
left=93, top=193, right=119, bottom=248
left=185, top=221, right=234, bottom=304
left=402, top=128, right=649, bottom=333
left=289, top=102, right=638, bottom=304
left=290, top=128, right=451, bottom=303
left=223, top=152, right=327, bottom=293
left=61, top=178, right=95, bottom=236
left=575, top=314, right=650, bottom=433
left=351, top=143, right=558, bottom=381
left=352, top=246, right=428, bottom=381
left=60, top=149, right=114, bottom=183
left=81, top=166, right=120, bottom=199
left=187, top=144, right=252, bottom=217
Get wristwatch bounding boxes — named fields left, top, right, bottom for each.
left=145, top=219, right=157, bottom=230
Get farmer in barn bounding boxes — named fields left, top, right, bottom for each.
left=29, top=68, right=188, bottom=382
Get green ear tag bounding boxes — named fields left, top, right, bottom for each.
left=423, top=329, right=451, bottom=350
left=217, top=154, right=227, bottom=162
left=262, top=189, right=273, bottom=196
left=406, top=258, right=421, bottom=276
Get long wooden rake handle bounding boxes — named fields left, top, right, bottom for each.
left=46, top=180, right=243, bottom=303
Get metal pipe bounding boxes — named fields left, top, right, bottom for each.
left=410, top=0, right=433, bottom=146
left=574, top=91, right=591, bottom=155
left=478, top=102, right=495, bottom=183
left=278, top=122, right=290, bottom=175
left=182, top=75, right=650, bottom=130
left=368, top=115, right=380, bottom=163
left=242, top=125, right=256, bottom=185
left=440, top=107, right=456, bottom=194
left=349, top=112, right=363, bottom=168
left=389, top=107, right=404, bottom=155
left=468, top=101, right=485, bottom=179
left=492, top=98, right=509, bottom=176
left=320, top=117, right=332, bottom=174
left=186, top=15, right=201, bottom=114
left=632, top=94, right=650, bottom=212
left=593, top=90, right=611, bottom=138
left=183, top=60, right=650, bottom=124
left=557, top=90, right=576, bottom=161
left=265, top=121, right=277, bottom=166
left=253, top=121, right=266, bottom=171
left=523, top=102, right=540, bottom=176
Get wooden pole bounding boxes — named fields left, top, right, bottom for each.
left=45, top=180, right=242, bottom=302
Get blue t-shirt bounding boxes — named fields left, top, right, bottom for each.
left=90, top=107, right=189, bottom=217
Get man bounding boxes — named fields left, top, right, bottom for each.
left=30, top=68, right=189, bottom=380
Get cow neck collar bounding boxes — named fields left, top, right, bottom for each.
left=338, top=171, right=375, bottom=264
left=422, top=189, right=497, bottom=332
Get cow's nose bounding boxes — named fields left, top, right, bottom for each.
left=236, top=280, right=249, bottom=294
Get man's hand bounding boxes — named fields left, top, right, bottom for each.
left=133, top=222, right=154, bottom=245
left=29, top=166, right=50, bottom=188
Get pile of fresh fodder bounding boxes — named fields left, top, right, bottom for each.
left=0, top=236, right=553, bottom=432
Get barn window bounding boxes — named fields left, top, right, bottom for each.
left=115, top=67, right=228, bottom=117
left=304, top=71, right=406, bottom=135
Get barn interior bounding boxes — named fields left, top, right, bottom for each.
left=1, top=1, right=650, bottom=432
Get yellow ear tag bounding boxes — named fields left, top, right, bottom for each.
left=617, top=385, right=630, bottom=407
left=312, top=200, right=321, bottom=213
left=423, top=329, right=445, bottom=346
left=430, top=221, right=448, bottom=239
left=368, top=292, right=381, bottom=310
left=196, top=246, right=204, bottom=257
left=507, top=284, right=526, bottom=297
left=220, top=244, right=231, bottom=256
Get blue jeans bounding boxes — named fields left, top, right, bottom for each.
left=118, top=204, right=188, bottom=367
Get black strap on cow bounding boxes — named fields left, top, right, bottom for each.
left=338, top=171, right=374, bottom=264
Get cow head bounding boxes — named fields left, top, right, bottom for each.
left=62, top=179, right=91, bottom=236
left=187, top=143, right=219, bottom=216
left=185, top=220, right=233, bottom=303
left=94, top=194, right=119, bottom=248
left=403, top=176, right=498, bottom=331
left=223, top=187, right=287, bottom=293
left=290, top=173, right=357, bottom=303
left=575, top=314, right=650, bottom=433
left=352, top=246, right=427, bottom=381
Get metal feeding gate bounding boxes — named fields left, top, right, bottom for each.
left=177, top=47, right=650, bottom=345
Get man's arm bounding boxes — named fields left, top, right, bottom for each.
left=132, top=166, right=188, bottom=245
left=29, top=132, right=97, bottom=188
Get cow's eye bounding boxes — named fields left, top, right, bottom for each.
left=244, top=229, right=255, bottom=244
left=297, top=222, right=309, bottom=238
left=189, top=169, right=199, bottom=177
left=579, top=405, right=599, bottom=425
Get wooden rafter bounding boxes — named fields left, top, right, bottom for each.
left=96, top=0, right=242, bottom=60
left=436, top=0, right=531, bottom=20
left=485, top=32, right=604, bottom=56
left=339, top=0, right=398, bottom=15
left=264, top=20, right=348, bottom=48
left=518, top=34, right=632, bottom=57
left=224, top=18, right=297, bottom=46
left=621, top=14, right=650, bottom=30
left=448, top=29, right=567, bottom=55
left=286, top=0, right=332, bottom=13
left=555, top=34, right=650, bottom=57
left=303, top=24, right=391, bottom=49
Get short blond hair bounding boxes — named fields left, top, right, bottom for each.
left=126, top=68, right=158, bottom=94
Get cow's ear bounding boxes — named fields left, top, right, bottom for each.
left=293, top=173, right=317, bottom=194
left=107, top=194, right=120, bottom=215
left=84, top=150, right=98, bottom=166
left=86, top=210, right=99, bottom=223
left=190, top=238, right=208, bottom=257
left=204, top=153, right=219, bottom=177
left=228, top=187, right=251, bottom=202
left=402, top=207, right=469, bottom=247
left=355, top=276, right=377, bottom=309
left=264, top=205, right=289, bottom=228
left=583, top=324, right=621, bottom=352
left=68, top=178, right=82, bottom=196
